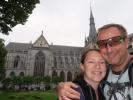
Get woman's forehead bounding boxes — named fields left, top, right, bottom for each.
left=86, top=51, right=101, bottom=57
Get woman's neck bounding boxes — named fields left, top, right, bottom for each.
left=84, top=77, right=100, bottom=100
left=84, top=77, right=99, bottom=91
left=90, top=82, right=99, bottom=100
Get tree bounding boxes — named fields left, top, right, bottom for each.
left=43, top=75, right=51, bottom=83
left=0, top=39, right=7, bottom=80
left=23, top=76, right=33, bottom=85
left=2, top=77, right=12, bottom=90
left=52, top=76, right=62, bottom=84
left=0, top=0, right=40, bottom=35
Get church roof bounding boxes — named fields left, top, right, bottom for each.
left=6, top=42, right=31, bottom=50
left=6, top=42, right=82, bottom=53
left=49, top=45, right=82, bottom=55
left=50, top=45, right=82, bottom=51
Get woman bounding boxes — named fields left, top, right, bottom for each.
left=59, top=48, right=107, bottom=100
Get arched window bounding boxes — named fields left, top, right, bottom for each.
left=54, top=56, right=57, bottom=67
left=20, top=61, right=25, bottom=69
left=19, top=72, right=24, bottom=77
left=60, top=71, right=65, bottom=81
left=10, top=71, right=15, bottom=77
left=77, top=57, right=80, bottom=64
left=52, top=70, right=57, bottom=78
left=74, top=72, right=79, bottom=79
left=67, top=71, right=72, bottom=81
left=58, top=56, right=62, bottom=66
left=14, top=55, right=20, bottom=68
left=34, top=51, right=45, bottom=77
left=71, top=57, right=74, bottom=65
left=65, top=57, right=69, bottom=65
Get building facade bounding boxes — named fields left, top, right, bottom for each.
left=5, top=35, right=82, bottom=81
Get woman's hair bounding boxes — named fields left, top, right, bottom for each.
left=80, top=47, right=100, bottom=64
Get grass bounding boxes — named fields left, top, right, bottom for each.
left=0, top=90, right=58, bottom=100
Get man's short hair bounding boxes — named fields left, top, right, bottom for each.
left=97, top=23, right=128, bottom=38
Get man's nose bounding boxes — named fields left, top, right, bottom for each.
left=106, top=43, right=112, bottom=52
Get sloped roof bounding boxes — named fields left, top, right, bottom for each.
left=50, top=45, right=82, bottom=54
left=6, top=42, right=32, bottom=51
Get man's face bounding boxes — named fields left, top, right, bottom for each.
left=97, top=27, right=128, bottom=65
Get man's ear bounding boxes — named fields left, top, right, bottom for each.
left=80, top=63, right=84, bottom=73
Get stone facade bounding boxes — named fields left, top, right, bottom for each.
left=5, top=34, right=82, bottom=81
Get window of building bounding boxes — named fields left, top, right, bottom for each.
left=34, top=51, right=45, bottom=77
left=13, top=55, right=20, bottom=68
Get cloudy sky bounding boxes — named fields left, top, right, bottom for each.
left=0, top=0, right=133, bottom=47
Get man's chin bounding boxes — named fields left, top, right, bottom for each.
left=109, top=60, right=117, bottom=65
left=107, top=58, right=116, bottom=64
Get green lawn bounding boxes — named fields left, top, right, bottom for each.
left=0, top=90, right=58, bottom=100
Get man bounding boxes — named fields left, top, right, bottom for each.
left=57, top=23, right=133, bottom=100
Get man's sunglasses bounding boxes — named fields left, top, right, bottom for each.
left=97, top=36, right=126, bottom=49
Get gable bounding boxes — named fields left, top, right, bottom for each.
left=33, top=34, right=49, bottom=48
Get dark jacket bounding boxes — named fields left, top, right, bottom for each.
left=73, top=75, right=105, bottom=100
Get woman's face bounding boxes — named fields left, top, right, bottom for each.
left=80, top=51, right=107, bottom=83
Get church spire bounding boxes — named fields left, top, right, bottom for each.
left=85, top=6, right=97, bottom=48
left=41, top=30, right=43, bottom=35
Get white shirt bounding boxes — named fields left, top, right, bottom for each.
left=104, top=68, right=133, bottom=100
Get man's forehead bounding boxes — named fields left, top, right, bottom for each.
left=97, top=31, right=122, bottom=40
left=98, top=27, right=121, bottom=34
left=97, top=35, right=122, bottom=41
